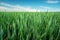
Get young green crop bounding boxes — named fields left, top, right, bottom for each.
left=0, top=12, right=60, bottom=40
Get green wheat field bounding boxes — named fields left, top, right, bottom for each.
left=0, top=12, right=60, bottom=40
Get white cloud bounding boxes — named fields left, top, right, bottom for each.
left=0, top=2, right=40, bottom=12
left=0, top=2, right=60, bottom=12
left=39, top=6, right=60, bottom=12
left=47, top=0, right=59, bottom=3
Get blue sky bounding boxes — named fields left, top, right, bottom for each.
left=0, top=0, right=60, bottom=12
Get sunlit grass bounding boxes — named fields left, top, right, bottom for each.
left=0, top=12, right=60, bottom=40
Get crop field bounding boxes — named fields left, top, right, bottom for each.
left=0, top=12, right=60, bottom=40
